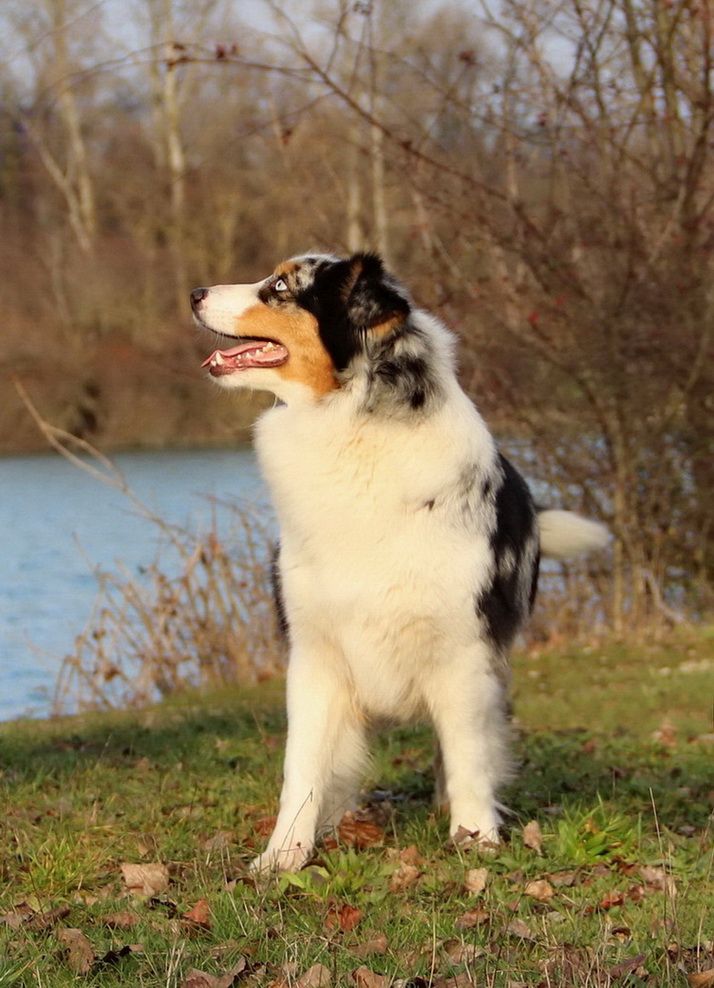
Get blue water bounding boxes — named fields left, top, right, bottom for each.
left=0, top=448, right=266, bottom=722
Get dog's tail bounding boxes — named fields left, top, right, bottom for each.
left=537, top=509, right=610, bottom=561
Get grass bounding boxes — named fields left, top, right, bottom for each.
left=1, top=636, right=712, bottom=987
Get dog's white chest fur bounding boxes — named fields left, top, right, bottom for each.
left=255, top=388, right=497, bottom=720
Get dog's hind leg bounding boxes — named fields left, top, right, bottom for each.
left=251, top=644, right=365, bottom=872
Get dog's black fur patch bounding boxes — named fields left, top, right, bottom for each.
left=476, top=455, right=539, bottom=651
left=296, top=253, right=410, bottom=373
left=270, top=542, right=289, bottom=639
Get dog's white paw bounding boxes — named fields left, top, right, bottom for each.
left=450, top=805, right=501, bottom=852
left=249, top=841, right=312, bottom=874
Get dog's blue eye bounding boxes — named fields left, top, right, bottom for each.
left=274, top=279, right=288, bottom=292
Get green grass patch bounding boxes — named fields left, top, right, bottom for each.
left=1, top=639, right=712, bottom=986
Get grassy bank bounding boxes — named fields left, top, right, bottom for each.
left=1, top=638, right=712, bottom=987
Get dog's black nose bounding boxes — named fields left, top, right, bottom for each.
left=190, top=287, right=208, bottom=309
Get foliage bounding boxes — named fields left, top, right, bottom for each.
left=1, top=1, right=711, bottom=628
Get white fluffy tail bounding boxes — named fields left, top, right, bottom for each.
left=538, top=509, right=610, bottom=561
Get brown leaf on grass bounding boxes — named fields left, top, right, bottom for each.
left=549, top=870, right=578, bottom=887
left=254, top=816, right=277, bottom=837
left=353, top=933, right=389, bottom=957
left=464, top=867, right=489, bottom=895
left=389, top=862, right=421, bottom=892
left=325, top=902, right=363, bottom=933
left=3, top=904, right=71, bottom=931
left=183, top=898, right=212, bottom=929
left=640, top=865, right=676, bottom=896
left=689, top=972, right=714, bottom=988
left=596, top=890, right=626, bottom=911
left=32, top=906, right=73, bottom=931
left=296, top=963, right=332, bottom=988
left=202, top=831, right=235, bottom=852
left=102, top=911, right=138, bottom=929
left=441, top=940, right=485, bottom=964
left=455, top=907, right=489, bottom=930
left=522, top=820, right=543, bottom=854
left=608, top=953, right=647, bottom=979
left=338, top=814, right=384, bottom=850
left=652, top=718, right=677, bottom=747
left=57, top=927, right=95, bottom=974
left=180, top=958, right=247, bottom=988
left=121, top=862, right=169, bottom=897
left=506, top=918, right=535, bottom=941
left=451, top=825, right=498, bottom=853
left=0, top=911, right=27, bottom=930
left=434, top=974, right=479, bottom=988
left=352, top=967, right=389, bottom=988
left=524, top=879, right=554, bottom=902
left=398, top=845, right=424, bottom=867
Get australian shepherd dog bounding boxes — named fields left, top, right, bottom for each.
left=191, top=252, right=608, bottom=872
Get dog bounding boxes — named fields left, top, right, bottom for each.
left=191, top=251, right=608, bottom=872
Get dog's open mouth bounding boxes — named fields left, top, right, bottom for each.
left=201, top=338, right=289, bottom=377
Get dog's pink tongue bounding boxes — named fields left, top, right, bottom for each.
left=201, top=340, right=288, bottom=376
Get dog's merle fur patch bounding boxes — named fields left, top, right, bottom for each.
left=477, top=455, right=540, bottom=652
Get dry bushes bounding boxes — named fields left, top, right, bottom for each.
left=53, top=504, right=284, bottom=715
left=16, top=384, right=283, bottom=714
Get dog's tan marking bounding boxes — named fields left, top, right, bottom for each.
left=235, top=303, right=338, bottom=397
left=370, top=314, right=406, bottom=339
left=273, top=260, right=301, bottom=280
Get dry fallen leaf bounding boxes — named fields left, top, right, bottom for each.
left=183, top=898, right=212, bottom=929
left=434, top=973, right=477, bottom=988
left=57, top=927, right=95, bottom=974
left=522, top=820, right=543, bottom=854
left=506, top=919, right=535, bottom=941
left=596, top=890, right=626, bottom=911
left=352, top=967, right=389, bottom=988
left=608, top=954, right=647, bottom=979
left=254, top=815, right=277, bottom=837
left=102, top=911, right=138, bottom=930
left=353, top=933, right=389, bottom=958
left=442, top=940, right=485, bottom=964
left=325, top=903, right=363, bottom=933
left=455, top=907, right=490, bottom=930
left=0, top=911, right=26, bottom=930
left=202, top=831, right=235, bottom=852
left=652, top=718, right=677, bottom=747
left=398, top=845, right=424, bottom=867
left=296, top=963, right=332, bottom=988
left=689, top=972, right=714, bottom=988
left=640, top=865, right=677, bottom=896
left=524, top=879, right=554, bottom=902
left=338, top=814, right=384, bottom=850
left=121, top=862, right=169, bottom=897
left=464, top=867, right=489, bottom=895
left=549, top=870, right=578, bottom=887
left=389, top=862, right=421, bottom=892
left=180, top=958, right=246, bottom=988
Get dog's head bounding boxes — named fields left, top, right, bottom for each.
left=192, top=252, right=411, bottom=403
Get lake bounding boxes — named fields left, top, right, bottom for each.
left=0, top=448, right=266, bottom=722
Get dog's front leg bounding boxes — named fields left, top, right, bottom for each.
left=251, top=647, right=357, bottom=873
left=428, top=648, right=509, bottom=846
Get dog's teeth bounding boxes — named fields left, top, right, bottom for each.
left=213, top=353, right=224, bottom=365
left=264, top=342, right=275, bottom=351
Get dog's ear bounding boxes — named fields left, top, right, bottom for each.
left=340, top=252, right=410, bottom=334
